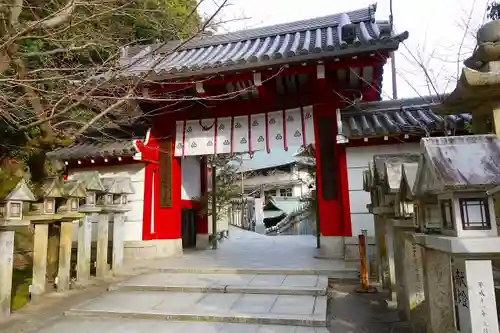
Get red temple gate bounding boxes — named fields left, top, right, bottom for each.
left=53, top=5, right=409, bottom=256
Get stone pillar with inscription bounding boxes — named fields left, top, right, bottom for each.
left=401, top=232, right=425, bottom=323
left=422, top=248, right=455, bottom=333
left=452, top=259, right=499, bottom=333
left=0, top=230, right=15, bottom=319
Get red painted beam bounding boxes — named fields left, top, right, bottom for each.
left=148, top=56, right=387, bottom=94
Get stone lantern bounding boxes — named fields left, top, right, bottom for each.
left=392, top=162, right=426, bottom=326
left=413, top=135, right=500, bottom=333
left=35, top=177, right=64, bottom=215
left=71, top=171, right=106, bottom=210
left=364, top=153, right=420, bottom=301
left=96, top=177, right=134, bottom=277
left=0, top=178, right=36, bottom=221
left=59, top=180, right=87, bottom=214
left=0, top=178, right=36, bottom=319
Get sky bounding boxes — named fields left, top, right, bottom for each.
left=198, top=0, right=490, bottom=99
left=197, top=0, right=490, bottom=167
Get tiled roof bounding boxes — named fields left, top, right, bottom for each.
left=47, top=124, right=149, bottom=161
left=117, top=5, right=408, bottom=80
left=341, top=96, right=472, bottom=139
left=47, top=140, right=138, bottom=160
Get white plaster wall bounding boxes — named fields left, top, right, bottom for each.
left=346, top=143, right=420, bottom=236
left=68, top=163, right=146, bottom=242
left=181, top=157, right=201, bottom=200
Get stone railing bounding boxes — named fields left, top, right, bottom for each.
left=0, top=172, right=133, bottom=320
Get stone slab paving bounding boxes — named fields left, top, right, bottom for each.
left=35, top=318, right=330, bottom=333
left=66, top=290, right=327, bottom=326
left=110, top=273, right=328, bottom=295
left=129, top=227, right=358, bottom=280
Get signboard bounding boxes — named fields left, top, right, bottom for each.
left=453, top=259, right=499, bottom=333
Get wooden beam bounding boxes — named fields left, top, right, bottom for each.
left=148, top=55, right=387, bottom=93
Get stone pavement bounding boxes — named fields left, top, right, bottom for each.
left=6, top=228, right=360, bottom=332
left=131, top=227, right=358, bottom=278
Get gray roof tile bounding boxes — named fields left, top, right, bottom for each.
left=116, top=5, right=408, bottom=80
left=341, top=96, right=471, bottom=139
left=47, top=140, right=138, bottom=160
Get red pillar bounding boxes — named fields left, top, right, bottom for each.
left=141, top=122, right=182, bottom=241
left=313, top=103, right=350, bottom=237
left=338, top=145, right=352, bottom=236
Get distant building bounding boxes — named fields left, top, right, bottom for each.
left=237, top=149, right=314, bottom=199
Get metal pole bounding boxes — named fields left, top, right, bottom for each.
left=391, top=52, right=398, bottom=100
left=211, top=163, right=218, bottom=249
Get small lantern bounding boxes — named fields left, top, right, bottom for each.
left=101, top=178, right=121, bottom=206
left=86, top=192, right=96, bottom=206
left=413, top=135, right=500, bottom=237
left=101, top=177, right=134, bottom=207
left=71, top=172, right=106, bottom=207
left=0, top=178, right=36, bottom=220
left=37, top=177, right=64, bottom=215
left=60, top=180, right=86, bottom=213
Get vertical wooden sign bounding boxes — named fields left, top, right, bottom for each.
left=159, top=139, right=172, bottom=208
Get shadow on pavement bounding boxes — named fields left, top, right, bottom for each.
left=327, top=282, right=426, bottom=333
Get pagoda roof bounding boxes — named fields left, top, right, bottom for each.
left=111, top=4, right=408, bottom=81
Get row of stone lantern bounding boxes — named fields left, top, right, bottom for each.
left=365, top=135, right=500, bottom=333
left=0, top=171, right=133, bottom=320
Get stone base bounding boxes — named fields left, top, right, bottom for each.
left=196, top=234, right=210, bottom=249
left=316, top=236, right=345, bottom=259
left=124, top=239, right=182, bottom=261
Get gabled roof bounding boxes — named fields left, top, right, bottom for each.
left=113, top=5, right=408, bottom=81
left=39, top=177, right=64, bottom=198
left=399, top=162, right=419, bottom=198
left=71, top=172, right=106, bottom=192
left=372, top=154, right=420, bottom=192
left=5, top=179, right=36, bottom=202
left=414, top=135, right=500, bottom=195
left=116, top=178, right=135, bottom=194
left=101, top=177, right=135, bottom=194
left=341, top=95, right=471, bottom=139
left=63, top=180, right=87, bottom=198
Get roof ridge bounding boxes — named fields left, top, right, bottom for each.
left=127, top=5, right=377, bottom=55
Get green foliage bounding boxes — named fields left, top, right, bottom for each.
left=198, top=154, right=242, bottom=221
left=0, top=0, right=201, bottom=181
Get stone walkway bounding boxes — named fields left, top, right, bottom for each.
left=10, top=228, right=360, bottom=332
left=131, top=228, right=357, bottom=278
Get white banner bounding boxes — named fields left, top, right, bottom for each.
left=174, top=106, right=316, bottom=156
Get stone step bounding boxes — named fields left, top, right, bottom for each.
left=38, top=317, right=329, bottom=333
left=66, top=291, right=327, bottom=327
left=135, top=267, right=358, bottom=280
left=108, top=273, right=328, bottom=296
